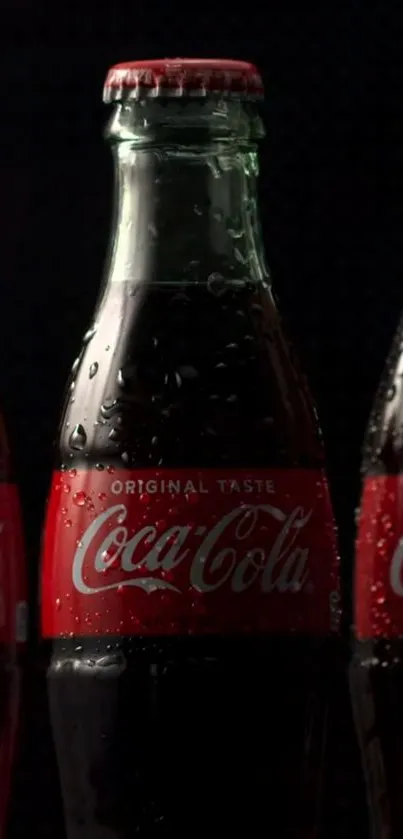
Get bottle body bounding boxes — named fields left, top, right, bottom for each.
left=352, top=322, right=403, bottom=839
left=40, top=62, right=341, bottom=839
left=43, top=278, right=340, bottom=838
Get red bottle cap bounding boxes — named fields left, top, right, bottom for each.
left=103, top=58, right=264, bottom=103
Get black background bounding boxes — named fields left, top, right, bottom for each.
left=1, top=4, right=402, bottom=833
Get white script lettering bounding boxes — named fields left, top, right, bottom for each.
left=72, top=503, right=313, bottom=597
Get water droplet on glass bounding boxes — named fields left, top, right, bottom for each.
left=186, top=492, right=200, bottom=505
left=108, top=428, right=120, bottom=442
left=151, top=436, right=158, bottom=446
left=101, top=399, right=119, bottom=420
left=193, top=204, right=203, bottom=216
left=207, top=272, right=227, bottom=297
left=117, top=364, right=137, bottom=389
left=243, top=196, right=256, bottom=215
left=71, top=356, right=80, bottom=375
left=89, top=362, right=99, bottom=379
left=121, top=452, right=130, bottom=464
left=83, top=326, right=96, bottom=345
left=227, top=214, right=244, bottom=239
left=116, top=369, right=125, bottom=388
left=96, top=463, right=104, bottom=471
left=73, top=491, right=87, bottom=507
left=55, top=598, right=61, bottom=611
left=69, top=424, right=87, bottom=451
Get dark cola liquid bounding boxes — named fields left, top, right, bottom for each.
left=350, top=641, right=402, bottom=839
left=45, top=278, right=339, bottom=838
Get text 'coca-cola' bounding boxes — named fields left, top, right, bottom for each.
left=41, top=468, right=340, bottom=636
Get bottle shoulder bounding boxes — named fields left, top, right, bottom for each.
left=363, top=320, right=403, bottom=476
left=56, top=281, right=326, bottom=470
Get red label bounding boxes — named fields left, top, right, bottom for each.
left=0, top=484, right=28, bottom=646
left=41, top=468, right=340, bottom=637
left=355, top=474, right=403, bottom=639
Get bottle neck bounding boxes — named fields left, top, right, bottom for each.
left=104, top=100, right=269, bottom=288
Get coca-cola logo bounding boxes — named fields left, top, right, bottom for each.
left=72, top=502, right=313, bottom=596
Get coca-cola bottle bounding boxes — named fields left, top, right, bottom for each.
left=351, top=321, right=403, bottom=839
left=0, top=411, right=27, bottom=837
left=40, top=58, right=341, bottom=838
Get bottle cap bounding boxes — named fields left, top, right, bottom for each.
left=103, top=57, right=264, bottom=103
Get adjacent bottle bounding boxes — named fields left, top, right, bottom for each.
left=0, top=413, right=27, bottom=837
left=351, top=320, right=403, bottom=839
left=40, top=58, right=341, bottom=838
